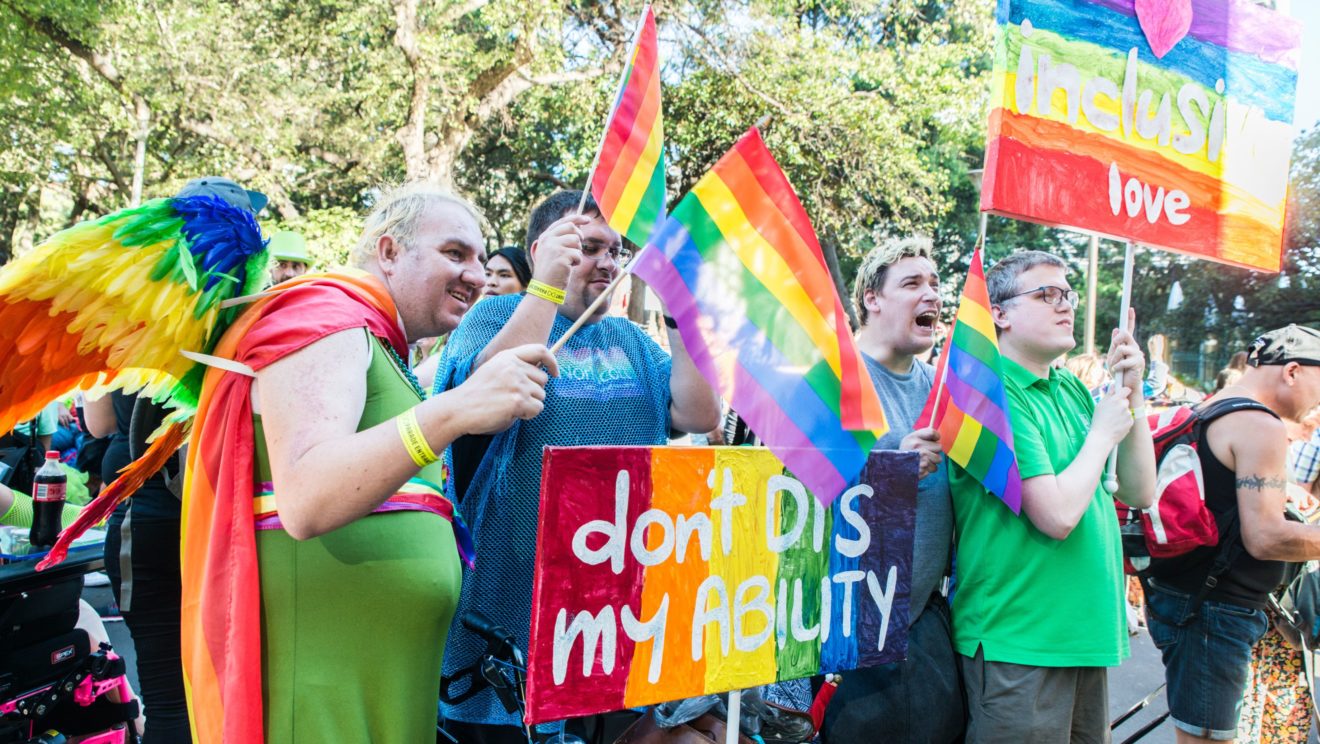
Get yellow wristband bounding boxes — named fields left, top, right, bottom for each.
left=526, top=279, right=566, bottom=305
left=396, top=407, right=440, bottom=468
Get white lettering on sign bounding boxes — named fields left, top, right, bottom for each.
left=1014, top=18, right=1227, bottom=162
left=1107, top=163, right=1191, bottom=226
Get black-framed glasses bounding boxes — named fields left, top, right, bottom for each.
left=1003, top=285, right=1080, bottom=309
left=581, top=240, right=632, bottom=263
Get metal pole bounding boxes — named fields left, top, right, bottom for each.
left=1086, top=234, right=1099, bottom=355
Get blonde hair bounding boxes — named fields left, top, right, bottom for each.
left=351, top=184, right=485, bottom=268
left=852, top=236, right=934, bottom=326
left=1064, top=352, right=1108, bottom=389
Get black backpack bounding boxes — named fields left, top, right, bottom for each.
left=0, top=429, right=43, bottom=492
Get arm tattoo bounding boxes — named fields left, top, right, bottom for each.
left=1235, top=475, right=1289, bottom=491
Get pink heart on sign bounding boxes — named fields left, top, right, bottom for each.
left=1134, top=0, right=1194, bottom=58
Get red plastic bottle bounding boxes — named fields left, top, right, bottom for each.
left=29, top=451, right=66, bottom=549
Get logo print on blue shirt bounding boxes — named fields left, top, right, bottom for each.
left=554, top=346, right=643, bottom=400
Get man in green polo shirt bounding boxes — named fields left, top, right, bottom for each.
left=949, top=250, right=1155, bottom=743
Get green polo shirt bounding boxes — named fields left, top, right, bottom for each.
left=948, top=357, right=1128, bottom=667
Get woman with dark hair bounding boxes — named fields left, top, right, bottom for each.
left=483, top=247, right=531, bottom=297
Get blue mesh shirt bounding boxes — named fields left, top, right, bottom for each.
left=435, top=294, right=674, bottom=726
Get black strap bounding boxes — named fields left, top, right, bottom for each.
left=1143, top=398, right=1278, bottom=626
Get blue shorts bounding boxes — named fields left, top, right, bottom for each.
left=1145, top=580, right=1269, bottom=741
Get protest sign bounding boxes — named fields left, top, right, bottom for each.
left=982, top=0, right=1302, bottom=271
left=525, top=446, right=918, bottom=724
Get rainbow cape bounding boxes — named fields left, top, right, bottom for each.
left=179, top=271, right=407, bottom=743
left=631, top=127, right=887, bottom=504
left=589, top=4, right=665, bottom=247
left=915, top=246, right=1022, bottom=512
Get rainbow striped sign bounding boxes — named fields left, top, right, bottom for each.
left=525, top=446, right=918, bottom=724
left=983, top=0, right=1302, bottom=272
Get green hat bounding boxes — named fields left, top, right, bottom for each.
left=268, top=231, right=311, bottom=265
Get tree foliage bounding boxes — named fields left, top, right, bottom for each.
left=0, top=0, right=1312, bottom=386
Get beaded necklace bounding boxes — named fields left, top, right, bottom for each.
left=383, top=342, right=427, bottom=400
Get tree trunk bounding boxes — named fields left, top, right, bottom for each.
left=393, top=0, right=429, bottom=182
left=820, top=238, right=857, bottom=331
left=627, top=274, right=647, bottom=323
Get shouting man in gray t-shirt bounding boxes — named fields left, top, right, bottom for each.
left=820, top=236, right=964, bottom=744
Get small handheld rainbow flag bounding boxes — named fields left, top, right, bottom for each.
left=915, top=245, right=1022, bottom=512
left=588, top=4, right=665, bottom=247
left=631, top=127, right=888, bottom=504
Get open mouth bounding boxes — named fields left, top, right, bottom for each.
left=915, top=311, right=938, bottom=329
left=447, top=289, right=471, bottom=306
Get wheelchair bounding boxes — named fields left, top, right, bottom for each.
left=0, top=549, right=139, bottom=743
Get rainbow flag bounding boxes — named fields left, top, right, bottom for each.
left=589, top=4, right=665, bottom=247
left=983, top=0, right=1301, bottom=272
left=915, top=246, right=1022, bottom=512
left=631, top=127, right=887, bottom=504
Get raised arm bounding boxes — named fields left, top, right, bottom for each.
left=1021, top=384, right=1135, bottom=540
left=473, top=215, right=592, bottom=370
left=257, top=328, right=556, bottom=540
left=664, top=323, right=721, bottom=434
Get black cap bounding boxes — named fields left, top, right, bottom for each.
left=175, top=176, right=268, bottom=214
left=1247, top=324, right=1320, bottom=367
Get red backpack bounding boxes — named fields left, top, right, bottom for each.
left=1115, top=397, right=1275, bottom=577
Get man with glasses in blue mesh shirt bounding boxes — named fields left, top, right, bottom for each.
left=434, top=190, right=720, bottom=743
left=948, top=250, right=1156, bottom=743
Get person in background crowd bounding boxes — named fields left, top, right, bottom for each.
left=483, top=246, right=532, bottom=297
left=267, top=230, right=313, bottom=285
left=1287, top=405, right=1320, bottom=498
left=1215, top=350, right=1250, bottom=393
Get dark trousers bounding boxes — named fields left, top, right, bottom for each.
left=106, top=503, right=191, bottom=744
left=822, top=593, right=966, bottom=744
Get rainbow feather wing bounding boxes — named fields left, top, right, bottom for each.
left=0, top=195, right=266, bottom=433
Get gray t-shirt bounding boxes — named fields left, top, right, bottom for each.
left=864, top=354, right=953, bottom=623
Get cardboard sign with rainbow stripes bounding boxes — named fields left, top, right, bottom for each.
left=525, top=446, right=918, bottom=724
left=983, top=0, right=1302, bottom=272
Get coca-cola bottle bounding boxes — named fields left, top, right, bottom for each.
left=29, top=451, right=66, bottom=549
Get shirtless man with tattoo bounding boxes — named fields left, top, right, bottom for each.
left=1144, top=324, right=1320, bottom=743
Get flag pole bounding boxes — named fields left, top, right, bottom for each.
left=548, top=260, right=635, bottom=355
left=576, top=5, right=652, bottom=215
left=1103, top=240, right=1135, bottom=494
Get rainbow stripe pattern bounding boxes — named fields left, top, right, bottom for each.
left=631, top=127, right=888, bottom=504
left=590, top=5, right=665, bottom=247
left=983, top=0, right=1301, bottom=271
left=916, top=247, right=1023, bottom=513
left=525, top=446, right=918, bottom=724
left=0, top=195, right=266, bottom=434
